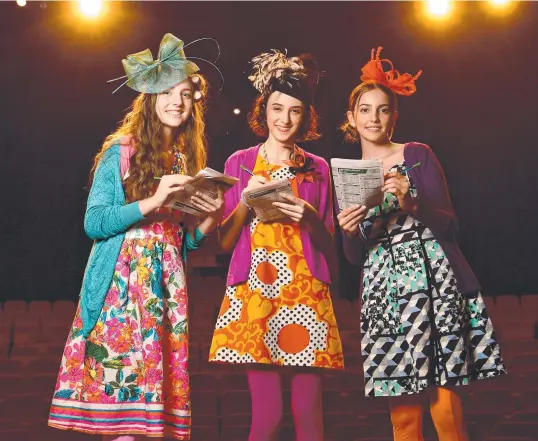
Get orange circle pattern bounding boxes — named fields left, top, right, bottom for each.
left=278, top=324, right=310, bottom=354
left=256, top=261, right=279, bottom=285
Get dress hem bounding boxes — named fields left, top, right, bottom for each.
left=47, top=422, right=190, bottom=440
left=208, top=358, right=345, bottom=370
left=366, top=368, right=508, bottom=398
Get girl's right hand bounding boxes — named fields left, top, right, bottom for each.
left=151, top=175, right=192, bottom=209
left=337, top=205, right=368, bottom=236
left=240, top=175, right=267, bottom=208
left=243, top=175, right=268, bottom=193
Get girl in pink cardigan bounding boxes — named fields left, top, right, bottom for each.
left=209, top=51, right=344, bottom=441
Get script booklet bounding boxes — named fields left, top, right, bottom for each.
left=166, top=167, right=239, bottom=216
left=330, top=158, right=384, bottom=212
left=242, top=178, right=294, bottom=222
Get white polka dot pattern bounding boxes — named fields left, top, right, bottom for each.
left=264, top=304, right=328, bottom=366
left=212, top=347, right=257, bottom=364
left=271, top=167, right=295, bottom=181
left=215, top=285, right=243, bottom=329
left=248, top=248, right=293, bottom=299
left=250, top=217, right=260, bottom=235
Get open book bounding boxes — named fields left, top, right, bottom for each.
left=330, top=158, right=384, bottom=212
left=166, top=167, right=238, bottom=216
left=242, top=179, right=294, bottom=222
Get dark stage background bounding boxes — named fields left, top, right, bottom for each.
left=1, top=1, right=537, bottom=303
left=1, top=3, right=538, bottom=441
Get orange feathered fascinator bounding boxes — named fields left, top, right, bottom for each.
left=360, top=47, right=422, bottom=96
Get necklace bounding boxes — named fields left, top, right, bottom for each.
left=261, top=142, right=295, bottom=170
left=261, top=142, right=271, bottom=164
left=260, top=142, right=279, bottom=174
left=171, top=147, right=185, bottom=175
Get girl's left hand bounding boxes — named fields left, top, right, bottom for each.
left=383, top=171, right=413, bottom=210
left=272, top=193, right=318, bottom=225
left=190, top=187, right=225, bottom=221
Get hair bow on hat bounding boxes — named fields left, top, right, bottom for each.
left=360, top=47, right=422, bottom=96
left=108, top=33, right=223, bottom=94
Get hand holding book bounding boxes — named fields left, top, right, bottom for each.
left=161, top=167, right=238, bottom=216
left=242, top=178, right=294, bottom=222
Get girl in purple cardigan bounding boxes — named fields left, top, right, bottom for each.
left=209, top=51, right=344, bottom=441
left=338, top=48, right=506, bottom=441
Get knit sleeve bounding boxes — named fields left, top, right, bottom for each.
left=184, top=227, right=208, bottom=252
left=341, top=231, right=367, bottom=268
left=84, top=147, right=144, bottom=240
left=409, top=143, right=459, bottom=241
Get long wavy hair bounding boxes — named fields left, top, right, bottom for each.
left=91, top=75, right=209, bottom=202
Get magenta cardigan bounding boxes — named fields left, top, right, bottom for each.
left=342, top=142, right=481, bottom=295
left=223, top=144, right=334, bottom=287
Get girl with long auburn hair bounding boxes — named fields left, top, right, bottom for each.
left=338, top=47, right=506, bottom=441
left=48, top=33, right=224, bottom=441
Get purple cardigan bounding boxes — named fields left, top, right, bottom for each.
left=343, top=142, right=481, bottom=295
left=224, top=144, right=334, bottom=287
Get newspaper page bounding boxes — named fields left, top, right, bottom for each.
left=242, top=179, right=294, bottom=222
left=330, top=158, right=384, bottom=212
left=166, top=167, right=238, bottom=216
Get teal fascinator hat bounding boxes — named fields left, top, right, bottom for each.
left=108, top=33, right=223, bottom=94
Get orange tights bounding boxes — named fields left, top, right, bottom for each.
left=389, top=387, right=468, bottom=441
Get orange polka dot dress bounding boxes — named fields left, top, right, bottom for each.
left=209, top=155, right=344, bottom=369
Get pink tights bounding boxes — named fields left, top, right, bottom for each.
left=247, top=369, right=323, bottom=441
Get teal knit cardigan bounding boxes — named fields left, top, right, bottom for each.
left=80, top=144, right=206, bottom=337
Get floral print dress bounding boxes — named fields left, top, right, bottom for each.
left=49, top=151, right=192, bottom=439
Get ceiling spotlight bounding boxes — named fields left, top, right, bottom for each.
left=426, top=0, right=451, bottom=18
left=78, top=0, right=103, bottom=18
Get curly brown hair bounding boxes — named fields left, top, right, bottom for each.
left=91, top=75, right=209, bottom=202
left=340, top=82, right=398, bottom=143
left=248, top=93, right=321, bottom=142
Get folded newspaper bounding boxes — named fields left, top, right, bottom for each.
left=166, top=167, right=238, bottom=216
left=243, top=179, right=294, bottom=222
left=330, top=158, right=384, bottom=212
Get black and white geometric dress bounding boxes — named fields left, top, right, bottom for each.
left=360, top=162, right=506, bottom=397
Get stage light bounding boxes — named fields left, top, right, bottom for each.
left=490, top=0, right=511, bottom=6
left=78, top=0, right=103, bottom=18
left=486, top=0, right=517, bottom=15
left=16, top=0, right=26, bottom=6
left=488, top=0, right=517, bottom=13
left=426, top=0, right=451, bottom=18
left=233, top=108, right=241, bottom=115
